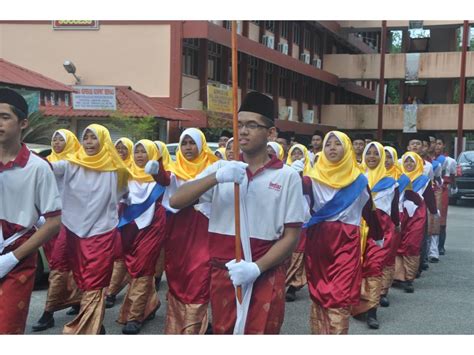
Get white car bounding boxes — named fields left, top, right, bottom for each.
left=167, top=142, right=219, bottom=161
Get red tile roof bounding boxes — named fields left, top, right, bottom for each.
left=0, top=58, right=73, bottom=92
left=41, top=86, right=192, bottom=121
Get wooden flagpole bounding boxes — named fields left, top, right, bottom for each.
left=231, top=20, right=243, bottom=304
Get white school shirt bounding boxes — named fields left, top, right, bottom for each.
left=311, top=180, right=370, bottom=226
left=51, top=160, right=126, bottom=238
left=0, top=145, right=61, bottom=252
left=197, top=160, right=306, bottom=241
left=127, top=180, right=157, bottom=230
left=162, top=173, right=212, bottom=217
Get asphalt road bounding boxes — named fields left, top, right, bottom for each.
left=26, top=200, right=474, bottom=335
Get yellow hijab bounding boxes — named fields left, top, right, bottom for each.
left=401, top=151, right=424, bottom=182
left=154, top=140, right=173, bottom=171
left=47, top=129, right=81, bottom=163
left=384, top=146, right=403, bottom=180
left=306, top=131, right=361, bottom=189
left=168, top=128, right=218, bottom=181
left=267, top=141, right=284, bottom=161
left=286, top=143, right=311, bottom=174
left=114, top=137, right=134, bottom=168
left=215, top=147, right=227, bottom=160
left=129, top=139, right=160, bottom=183
left=362, top=142, right=389, bottom=189
left=66, top=124, right=130, bottom=189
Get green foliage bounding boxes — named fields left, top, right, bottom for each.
left=387, top=80, right=401, bottom=104
left=452, top=80, right=474, bottom=104
left=389, top=30, right=402, bottom=53
left=109, top=112, right=160, bottom=141
left=21, top=111, right=59, bottom=144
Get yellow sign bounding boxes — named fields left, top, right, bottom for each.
left=207, top=85, right=233, bottom=114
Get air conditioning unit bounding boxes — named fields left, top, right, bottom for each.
left=277, top=42, right=289, bottom=55
left=312, top=58, right=322, bottom=69
left=225, top=21, right=242, bottom=34
left=262, top=35, right=275, bottom=49
left=287, top=106, right=294, bottom=121
left=303, top=110, right=315, bottom=123
left=300, top=53, right=310, bottom=64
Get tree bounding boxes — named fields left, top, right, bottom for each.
left=22, top=111, right=59, bottom=144
left=109, top=112, right=161, bottom=141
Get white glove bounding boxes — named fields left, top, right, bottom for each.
left=215, top=161, right=248, bottom=184
left=225, top=259, right=261, bottom=286
left=374, top=238, right=385, bottom=248
left=145, top=160, right=160, bottom=175
left=0, top=252, right=19, bottom=279
left=291, top=159, right=305, bottom=173
left=36, top=216, right=46, bottom=228
left=435, top=209, right=441, bottom=218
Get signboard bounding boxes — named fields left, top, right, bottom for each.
left=72, top=86, right=116, bottom=111
left=53, top=20, right=99, bottom=30
left=207, top=85, right=233, bottom=114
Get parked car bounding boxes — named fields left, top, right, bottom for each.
left=167, top=142, right=219, bottom=161
left=449, top=150, right=474, bottom=205
left=26, top=143, right=52, bottom=158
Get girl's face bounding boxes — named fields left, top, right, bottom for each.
left=385, top=151, right=394, bottom=169
left=133, top=144, right=149, bottom=168
left=267, top=146, right=277, bottom=157
left=82, top=130, right=100, bottom=156
left=290, top=147, right=304, bottom=162
left=403, top=156, right=416, bottom=172
left=115, top=141, right=129, bottom=161
left=180, top=135, right=199, bottom=161
left=324, top=134, right=344, bottom=163
left=52, top=133, right=66, bottom=153
left=365, top=145, right=381, bottom=169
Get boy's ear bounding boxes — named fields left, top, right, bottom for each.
left=20, top=119, right=29, bottom=131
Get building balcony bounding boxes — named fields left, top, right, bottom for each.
left=323, top=52, right=474, bottom=80
left=321, top=104, right=474, bottom=130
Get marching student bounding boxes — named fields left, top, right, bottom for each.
left=433, top=137, right=456, bottom=256
left=303, top=131, right=382, bottom=334
left=0, top=88, right=62, bottom=334
left=351, top=142, right=399, bottom=330
left=215, top=147, right=227, bottom=160
left=105, top=137, right=135, bottom=308
left=380, top=146, right=409, bottom=307
left=394, top=152, right=438, bottom=293
left=116, top=139, right=170, bottom=334
left=284, top=143, right=313, bottom=302
left=308, top=130, right=324, bottom=166
left=170, top=91, right=306, bottom=334
left=33, top=129, right=83, bottom=332
left=267, top=141, right=285, bottom=161
left=50, top=124, right=130, bottom=334
left=115, top=137, right=134, bottom=168
left=160, top=127, right=218, bottom=334
left=352, top=134, right=366, bottom=165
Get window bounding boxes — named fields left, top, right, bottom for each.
left=293, top=23, right=301, bottom=46
left=248, top=56, right=258, bottom=90
left=50, top=92, right=57, bottom=106
left=265, top=21, right=275, bottom=33
left=304, top=29, right=311, bottom=49
left=251, top=21, right=261, bottom=25
left=264, top=63, right=274, bottom=94
left=290, top=72, right=299, bottom=100
left=281, top=21, right=290, bottom=39
left=303, top=77, right=312, bottom=103
left=182, top=38, right=199, bottom=77
left=279, top=68, right=289, bottom=97
left=208, top=42, right=223, bottom=82
left=313, top=33, right=322, bottom=57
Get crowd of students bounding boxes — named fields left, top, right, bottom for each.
left=0, top=88, right=456, bottom=335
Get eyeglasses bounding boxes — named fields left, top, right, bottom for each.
left=237, top=122, right=270, bottom=130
